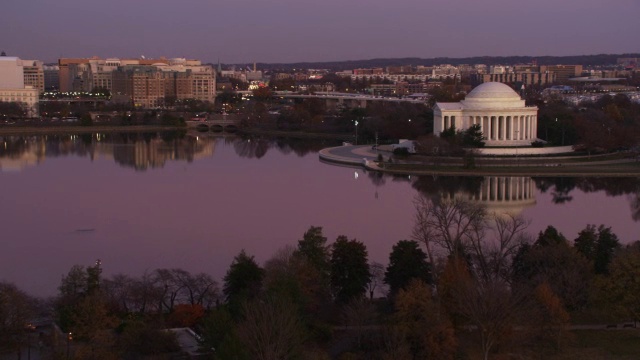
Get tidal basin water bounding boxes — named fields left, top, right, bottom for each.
left=1, top=132, right=639, bottom=297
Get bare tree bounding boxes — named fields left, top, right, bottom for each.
left=238, top=296, right=305, bottom=360
left=129, top=271, right=163, bottom=313
left=154, top=269, right=187, bottom=312
left=102, top=274, right=134, bottom=313
left=182, top=273, right=219, bottom=309
left=412, top=195, right=486, bottom=266
left=469, top=213, right=531, bottom=283
left=367, top=262, right=387, bottom=299
left=443, top=259, right=528, bottom=360
left=413, top=195, right=530, bottom=283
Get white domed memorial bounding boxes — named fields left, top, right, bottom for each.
left=434, top=82, right=538, bottom=146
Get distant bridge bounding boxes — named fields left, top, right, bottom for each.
left=186, top=117, right=239, bottom=132
left=233, top=91, right=427, bottom=109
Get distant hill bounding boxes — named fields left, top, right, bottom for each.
left=226, top=54, right=640, bottom=71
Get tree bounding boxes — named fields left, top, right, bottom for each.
left=118, top=320, right=180, bottom=357
left=167, top=304, right=205, bottom=327
left=443, top=258, right=526, bottom=360
left=469, top=213, right=530, bottom=283
left=238, top=296, right=305, bottom=360
left=296, top=226, right=330, bottom=281
left=394, top=280, right=457, bottom=360
left=384, top=240, right=432, bottom=296
left=263, top=246, right=331, bottom=324
left=59, top=265, right=88, bottom=301
left=57, top=262, right=105, bottom=331
left=367, top=262, right=387, bottom=299
left=200, top=307, right=249, bottom=359
left=0, top=101, right=26, bottom=118
left=527, top=282, right=570, bottom=354
left=534, top=225, right=567, bottom=247
left=330, top=236, right=371, bottom=303
left=512, top=228, right=592, bottom=311
left=574, top=224, right=620, bottom=275
left=597, top=242, right=640, bottom=324
left=154, top=268, right=186, bottom=312
left=223, top=250, right=264, bottom=316
left=68, top=293, right=118, bottom=347
left=461, top=123, right=485, bottom=147
left=439, top=125, right=457, bottom=142
left=252, top=87, right=273, bottom=102
left=86, top=259, right=103, bottom=295
left=412, top=195, right=486, bottom=266
left=0, top=282, right=35, bottom=355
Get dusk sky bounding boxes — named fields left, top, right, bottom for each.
left=2, top=0, right=639, bottom=64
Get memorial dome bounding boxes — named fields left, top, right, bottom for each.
left=466, top=82, right=520, bottom=100
left=433, top=81, right=538, bottom=146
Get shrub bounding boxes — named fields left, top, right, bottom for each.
left=531, top=140, right=545, bottom=148
left=393, top=147, right=410, bottom=156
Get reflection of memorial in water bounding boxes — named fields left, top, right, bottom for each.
left=441, top=176, right=536, bottom=216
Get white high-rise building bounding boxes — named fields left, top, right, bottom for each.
left=0, top=55, right=40, bottom=117
left=0, top=57, right=25, bottom=89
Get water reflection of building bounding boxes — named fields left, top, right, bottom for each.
left=442, top=176, right=536, bottom=216
left=0, top=134, right=217, bottom=172
left=0, top=137, right=46, bottom=172
left=108, top=137, right=216, bottom=171
left=0, top=151, right=42, bottom=172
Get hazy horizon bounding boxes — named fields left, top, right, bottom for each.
left=2, top=0, right=638, bottom=64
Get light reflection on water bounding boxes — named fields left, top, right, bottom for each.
left=0, top=132, right=639, bottom=296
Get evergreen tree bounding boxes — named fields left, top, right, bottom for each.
left=330, top=236, right=371, bottom=303
left=296, top=226, right=330, bottom=280
left=574, top=224, right=620, bottom=275
left=385, top=240, right=432, bottom=296
left=223, top=250, right=264, bottom=316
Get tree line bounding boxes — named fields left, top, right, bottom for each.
left=1, top=201, right=640, bottom=359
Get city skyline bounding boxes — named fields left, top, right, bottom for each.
left=2, top=0, right=639, bottom=64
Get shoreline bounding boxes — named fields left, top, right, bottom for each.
left=0, top=125, right=185, bottom=136
left=319, top=145, right=640, bottom=177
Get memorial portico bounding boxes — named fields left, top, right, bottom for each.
left=433, top=82, right=538, bottom=146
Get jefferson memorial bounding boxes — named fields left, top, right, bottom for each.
left=433, top=82, right=538, bottom=146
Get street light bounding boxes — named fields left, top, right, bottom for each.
left=67, top=332, right=72, bottom=360
left=354, top=120, right=359, bottom=145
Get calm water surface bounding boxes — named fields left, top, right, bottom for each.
left=1, top=132, right=639, bottom=297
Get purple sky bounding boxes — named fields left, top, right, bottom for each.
left=2, top=0, right=639, bottom=64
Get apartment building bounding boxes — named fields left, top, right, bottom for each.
left=22, top=60, right=45, bottom=93
left=479, top=71, right=556, bottom=86
left=540, top=65, right=583, bottom=82
left=112, top=63, right=216, bottom=108
left=57, top=57, right=215, bottom=106
left=44, top=65, right=60, bottom=91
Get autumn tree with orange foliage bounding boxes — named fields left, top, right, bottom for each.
left=392, top=279, right=457, bottom=360
left=167, top=304, right=205, bottom=328
left=528, top=282, right=571, bottom=354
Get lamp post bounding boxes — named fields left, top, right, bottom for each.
left=558, top=117, right=565, bottom=146
left=67, top=332, right=72, bottom=360
left=354, top=120, right=359, bottom=145
left=375, top=131, right=378, bottom=152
